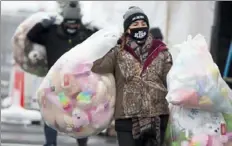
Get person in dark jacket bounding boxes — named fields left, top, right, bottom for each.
left=150, top=27, right=163, bottom=41
left=91, top=6, right=172, bottom=146
left=27, top=1, right=98, bottom=146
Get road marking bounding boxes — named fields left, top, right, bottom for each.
left=1, top=143, right=41, bottom=146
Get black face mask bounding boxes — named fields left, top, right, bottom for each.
left=62, top=19, right=81, bottom=35
left=129, top=27, right=149, bottom=42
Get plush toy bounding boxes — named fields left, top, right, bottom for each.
left=89, top=102, right=114, bottom=129
left=28, top=43, right=47, bottom=65
left=188, top=134, right=228, bottom=146
left=189, top=134, right=209, bottom=146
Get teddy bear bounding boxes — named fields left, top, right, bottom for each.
left=71, top=108, right=90, bottom=130
left=61, top=108, right=95, bottom=137
left=28, top=43, right=47, bottom=65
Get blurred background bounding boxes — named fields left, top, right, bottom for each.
left=1, top=1, right=231, bottom=146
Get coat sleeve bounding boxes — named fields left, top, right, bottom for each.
left=27, top=23, right=47, bottom=45
left=91, top=47, right=117, bottom=74
left=162, top=50, right=173, bottom=87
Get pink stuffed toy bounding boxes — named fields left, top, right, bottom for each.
left=86, top=102, right=113, bottom=129
left=189, top=134, right=209, bottom=146
left=187, top=134, right=228, bottom=146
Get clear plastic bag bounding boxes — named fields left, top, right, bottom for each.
left=36, top=27, right=120, bottom=138
left=166, top=34, right=232, bottom=113
left=12, top=12, right=63, bottom=77
left=165, top=105, right=229, bottom=146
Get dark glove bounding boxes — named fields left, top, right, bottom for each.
left=40, top=16, right=56, bottom=28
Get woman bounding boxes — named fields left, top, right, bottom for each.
left=91, top=6, right=172, bottom=146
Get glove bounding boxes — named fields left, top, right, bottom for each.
left=41, top=16, right=56, bottom=28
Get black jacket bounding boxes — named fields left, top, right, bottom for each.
left=27, top=23, right=98, bottom=69
left=150, top=27, right=163, bottom=41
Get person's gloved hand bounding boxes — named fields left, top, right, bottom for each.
left=40, top=16, right=56, bottom=28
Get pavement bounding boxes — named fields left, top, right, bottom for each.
left=1, top=123, right=118, bottom=146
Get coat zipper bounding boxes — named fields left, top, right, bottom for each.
left=140, top=44, right=161, bottom=77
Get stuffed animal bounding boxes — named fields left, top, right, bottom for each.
left=28, top=43, right=47, bottom=65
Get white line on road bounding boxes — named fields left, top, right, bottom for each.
left=1, top=144, right=41, bottom=146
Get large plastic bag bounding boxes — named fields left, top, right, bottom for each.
left=166, top=34, right=232, bottom=113
left=12, top=12, right=63, bottom=77
left=36, top=27, right=121, bottom=138
left=165, top=105, right=230, bottom=146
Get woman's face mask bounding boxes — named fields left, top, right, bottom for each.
left=128, top=20, right=149, bottom=42
left=129, top=27, right=149, bottom=41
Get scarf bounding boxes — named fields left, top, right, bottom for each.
left=126, top=34, right=153, bottom=63
left=132, top=117, right=161, bottom=145
left=124, top=34, right=162, bottom=145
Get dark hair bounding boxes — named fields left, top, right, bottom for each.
left=128, top=6, right=137, bottom=9
left=150, top=27, right=163, bottom=41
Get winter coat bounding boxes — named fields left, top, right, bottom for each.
left=91, top=34, right=173, bottom=119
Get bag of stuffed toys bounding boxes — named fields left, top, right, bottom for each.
left=164, top=35, right=232, bottom=146
left=165, top=105, right=231, bottom=146
left=166, top=34, right=232, bottom=114
left=12, top=12, right=63, bottom=77
left=36, top=27, right=120, bottom=138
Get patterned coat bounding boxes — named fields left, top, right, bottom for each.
left=91, top=35, right=172, bottom=120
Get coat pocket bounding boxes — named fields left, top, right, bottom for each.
left=122, top=81, right=142, bottom=116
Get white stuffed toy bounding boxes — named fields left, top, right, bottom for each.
left=28, top=44, right=47, bottom=65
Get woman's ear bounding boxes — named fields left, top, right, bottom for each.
left=127, top=29, right=130, bottom=34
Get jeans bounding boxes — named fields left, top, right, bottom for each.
left=44, top=123, right=88, bottom=146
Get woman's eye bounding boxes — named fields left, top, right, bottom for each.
left=132, top=22, right=138, bottom=26
left=142, top=22, right=147, bottom=26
